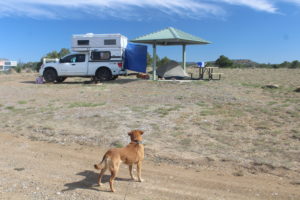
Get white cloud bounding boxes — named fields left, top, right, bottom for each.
left=218, top=0, right=278, bottom=13
left=0, top=0, right=224, bottom=19
left=0, top=0, right=299, bottom=19
left=283, top=0, right=300, bottom=5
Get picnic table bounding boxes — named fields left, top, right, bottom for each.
left=199, top=67, right=222, bottom=80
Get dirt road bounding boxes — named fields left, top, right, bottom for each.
left=1, top=133, right=299, bottom=200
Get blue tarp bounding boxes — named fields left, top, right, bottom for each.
left=124, top=43, right=147, bottom=73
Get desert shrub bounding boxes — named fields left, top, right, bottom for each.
left=289, top=60, right=300, bottom=68
left=15, top=66, right=22, bottom=73
left=215, top=55, right=233, bottom=68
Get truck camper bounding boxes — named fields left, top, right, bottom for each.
left=40, top=33, right=146, bottom=83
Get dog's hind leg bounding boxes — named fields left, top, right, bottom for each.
left=97, top=164, right=108, bottom=186
left=109, top=161, right=120, bottom=192
left=129, top=164, right=136, bottom=181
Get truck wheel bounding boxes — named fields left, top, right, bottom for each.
left=43, top=69, right=57, bottom=83
left=56, top=77, right=67, bottom=83
left=96, top=68, right=112, bottom=81
left=112, top=75, right=118, bottom=80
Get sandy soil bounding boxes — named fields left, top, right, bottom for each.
left=1, top=132, right=299, bottom=200
left=0, top=69, right=299, bottom=199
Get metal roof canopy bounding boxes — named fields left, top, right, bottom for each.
left=131, top=27, right=211, bottom=80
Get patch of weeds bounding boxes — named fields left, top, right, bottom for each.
left=154, top=105, right=182, bottom=117
left=172, top=131, right=184, bottom=137
left=228, top=109, right=244, bottom=118
left=69, top=102, right=106, bottom=108
left=215, top=119, right=233, bottom=131
left=255, top=125, right=270, bottom=131
left=260, top=108, right=272, bottom=115
left=130, top=106, right=149, bottom=113
left=149, top=123, right=161, bottom=137
left=18, top=100, right=27, bottom=104
left=196, top=101, right=206, bottom=107
left=241, top=83, right=261, bottom=88
left=232, top=170, right=244, bottom=177
left=14, top=168, right=25, bottom=171
left=150, top=123, right=160, bottom=131
left=286, top=110, right=300, bottom=118
left=291, top=129, right=299, bottom=134
left=284, top=98, right=300, bottom=104
left=111, top=141, right=123, bottom=148
left=271, top=130, right=281, bottom=136
left=200, top=109, right=217, bottom=116
left=39, top=105, right=59, bottom=113
left=200, top=104, right=244, bottom=118
left=28, top=135, right=39, bottom=141
left=5, top=106, right=15, bottom=110
left=291, top=130, right=300, bottom=140
left=175, top=96, right=184, bottom=100
left=180, top=138, right=192, bottom=146
left=267, top=101, right=277, bottom=106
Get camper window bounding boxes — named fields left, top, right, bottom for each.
left=104, top=39, right=116, bottom=45
left=78, top=40, right=89, bottom=45
left=91, top=51, right=111, bottom=61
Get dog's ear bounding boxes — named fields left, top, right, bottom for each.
left=128, top=131, right=133, bottom=136
left=139, top=130, right=144, bottom=135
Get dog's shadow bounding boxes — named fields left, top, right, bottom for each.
left=61, top=170, right=131, bottom=192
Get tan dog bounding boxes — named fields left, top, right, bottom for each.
left=94, top=130, right=144, bottom=192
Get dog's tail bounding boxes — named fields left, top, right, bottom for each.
left=94, top=153, right=108, bottom=170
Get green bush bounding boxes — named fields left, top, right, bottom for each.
left=215, top=55, right=233, bottom=68
left=15, top=66, right=22, bottom=73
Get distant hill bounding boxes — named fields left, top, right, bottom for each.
left=180, top=60, right=259, bottom=67
left=232, top=59, right=259, bottom=67
left=203, top=59, right=259, bottom=68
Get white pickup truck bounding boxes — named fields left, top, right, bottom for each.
left=39, top=51, right=126, bottom=82
left=39, top=33, right=128, bottom=83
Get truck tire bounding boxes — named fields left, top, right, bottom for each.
left=43, top=69, right=58, bottom=83
left=56, top=77, right=67, bottom=83
left=96, top=68, right=112, bottom=81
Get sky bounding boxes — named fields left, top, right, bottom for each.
left=0, top=0, right=299, bottom=64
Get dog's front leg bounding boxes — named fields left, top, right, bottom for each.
left=129, top=164, right=137, bottom=181
left=137, top=161, right=144, bottom=182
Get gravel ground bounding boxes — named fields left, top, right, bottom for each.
left=0, top=69, right=299, bottom=171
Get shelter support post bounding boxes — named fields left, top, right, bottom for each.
left=182, top=44, right=186, bottom=72
left=152, top=43, right=157, bottom=80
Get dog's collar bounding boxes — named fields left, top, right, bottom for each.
left=132, top=140, right=143, bottom=144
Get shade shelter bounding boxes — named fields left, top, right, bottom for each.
left=131, top=27, right=211, bottom=80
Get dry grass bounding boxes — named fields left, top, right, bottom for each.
left=0, top=69, right=299, bottom=173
